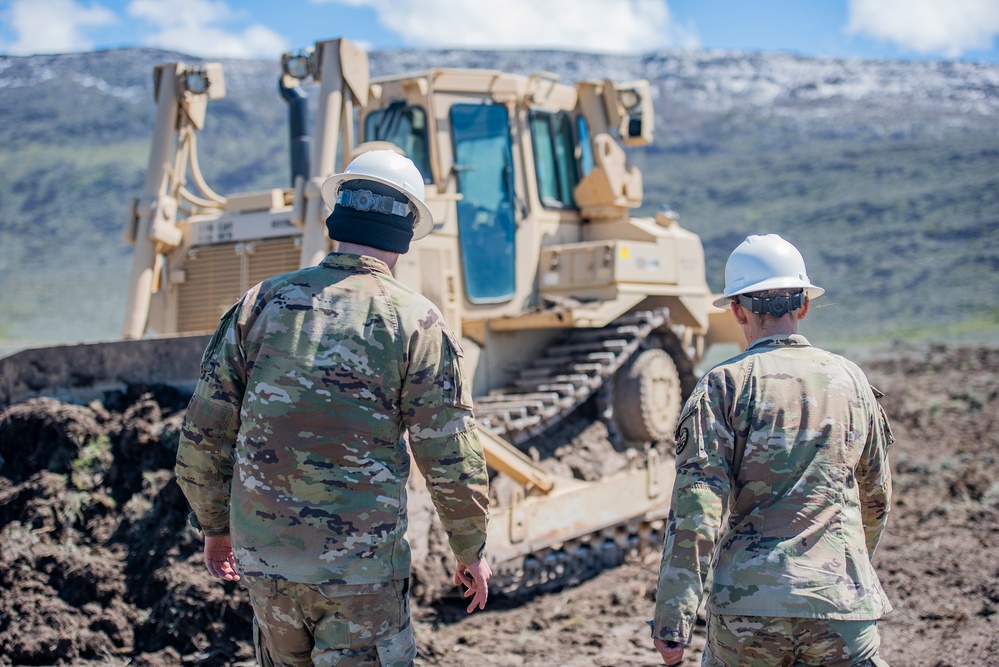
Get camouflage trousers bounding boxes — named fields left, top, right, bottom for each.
left=703, top=614, right=890, bottom=667
left=243, top=576, right=416, bottom=667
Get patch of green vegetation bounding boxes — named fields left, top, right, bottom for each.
left=834, top=313, right=999, bottom=347
left=634, top=128, right=999, bottom=344
left=70, top=434, right=113, bottom=491
left=0, top=140, right=149, bottom=170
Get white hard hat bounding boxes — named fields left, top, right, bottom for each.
left=321, top=150, right=434, bottom=240
left=712, top=234, right=824, bottom=308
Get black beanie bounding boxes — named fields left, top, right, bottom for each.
left=325, top=179, right=417, bottom=254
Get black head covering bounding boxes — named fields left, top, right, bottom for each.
left=325, top=179, right=417, bottom=254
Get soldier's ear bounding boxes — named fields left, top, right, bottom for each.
left=730, top=300, right=750, bottom=326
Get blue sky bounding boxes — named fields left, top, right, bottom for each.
left=1, top=0, right=998, bottom=63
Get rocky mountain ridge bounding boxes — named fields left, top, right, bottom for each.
left=5, top=46, right=997, bottom=130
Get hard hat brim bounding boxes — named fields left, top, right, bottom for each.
left=321, top=172, right=434, bottom=241
left=712, top=279, right=825, bottom=309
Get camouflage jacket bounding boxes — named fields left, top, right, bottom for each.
left=175, top=252, right=490, bottom=585
left=653, top=334, right=893, bottom=643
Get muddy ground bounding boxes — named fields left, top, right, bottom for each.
left=1, top=343, right=997, bottom=666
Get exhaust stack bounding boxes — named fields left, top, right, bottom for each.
left=279, top=79, right=311, bottom=187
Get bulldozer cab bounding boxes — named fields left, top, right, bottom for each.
left=363, top=80, right=523, bottom=309
left=350, top=66, right=657, bottom=322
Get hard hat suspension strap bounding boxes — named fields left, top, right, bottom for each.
left=737, top=292, right=804, bottom=317
left=337, top=188, right=412, bottom=218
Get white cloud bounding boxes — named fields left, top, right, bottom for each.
left=316, top=0, right=695, bottom=54
left=2, top=0, right=116, bottom=55
left=847, top=0, right=999, bottom=58
left=126, top=0, right=288, bottom=59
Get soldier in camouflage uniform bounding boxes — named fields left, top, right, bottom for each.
left=651, top=235, right=894, bottom=667
left=175, top=151, right=491, bottom=667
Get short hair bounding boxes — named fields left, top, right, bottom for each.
left=747, top=288, right=800, bottom=299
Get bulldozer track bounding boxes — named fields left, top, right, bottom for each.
left=466, top=309, right=689, bottom=598
left=474, top=309, right=670, bottom=446
left=490, top=518, right=667, bottom=597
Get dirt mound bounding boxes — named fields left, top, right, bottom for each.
left=1, top=344, right=997, bottom=666
left=0, top=389, right=253, bottom=667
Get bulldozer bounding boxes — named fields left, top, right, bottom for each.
left=0, top=38, right=741, bottom=600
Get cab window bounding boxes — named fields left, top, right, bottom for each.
left=577, top=115, right=594, bottom=177
left=530, top=110, right=580, bottom=208
left=363, top=102, right=432, bottom=182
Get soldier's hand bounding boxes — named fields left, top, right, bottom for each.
left=654, top=638, right=684, bottom=666
left=204, top=534, right=240, bottom=581
left=454, top=557, right=492, bottom=613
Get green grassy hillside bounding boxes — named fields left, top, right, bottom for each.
left=1, top=47, right=996, bottom=354
left=634, top=132, right=999, bottom=344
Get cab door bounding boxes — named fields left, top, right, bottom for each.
left=450, top=102, right=516, bottom=304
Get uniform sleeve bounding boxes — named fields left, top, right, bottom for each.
left=174, top=300, right=247, bottom=536
left=402, top=317, right=489, bottom=566
left=653, top=377, right=732, bottom=644
left=857, top=385, right=894, bottom=559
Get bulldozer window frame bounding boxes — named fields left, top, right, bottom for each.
left=529, top=110, right=580, bottom=209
